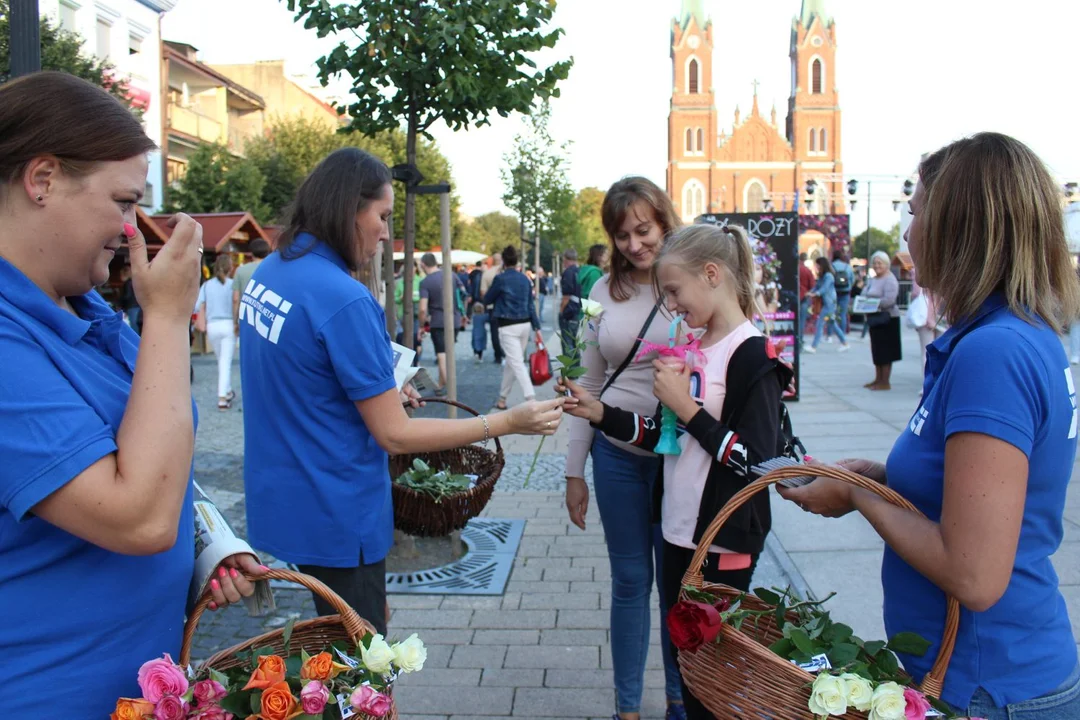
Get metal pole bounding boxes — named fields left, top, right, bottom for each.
left=11, top=0, right=42, bottom=78
left=440, top=193, right=456, bottom=417
left=384, top=215, right=396, bottom=336
left=865, top=181, right=872, bottom=265
left=534, top=227, right=541, bottom=318
left=403, top=194, right=416, bottom=352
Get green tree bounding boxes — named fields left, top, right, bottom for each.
left=284, top=0, right=571, bottom=342
left=852, top=223, right=901, bottom=261
left=0, top=0, right=132, bottom=107
left=562, top=186, right=606, bottom=257
left=476, top=212, right=522, bottom=253
left=165, top=143, right=270, bottom=222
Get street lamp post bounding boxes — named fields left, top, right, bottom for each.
left=10, top=0, right=42, bottom=78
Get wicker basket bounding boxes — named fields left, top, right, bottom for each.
left=677, top=464, right=960, bottom=719
left=389, top=397, right=505, bottom=538
left=180, top=569, right=398, bottom=720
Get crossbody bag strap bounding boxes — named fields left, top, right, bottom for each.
left=599, top=298, right=663, bottom=399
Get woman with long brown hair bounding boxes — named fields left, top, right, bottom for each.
left=564, top=176, right=686, bottom=720
left=782, top=133, right=1080, bottom=719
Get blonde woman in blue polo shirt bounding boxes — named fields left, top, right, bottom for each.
left=782, top=133, right=1080, bottom=720
left=0, top=73, right=262, bottom=719
left=239, top=148, right=563, bottom=634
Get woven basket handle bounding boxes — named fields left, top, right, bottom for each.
left=179, top=569, right=375, bottom=667
left=400, top=396, right=503, bottom=453
left=681, top=464, right=960, bottom=699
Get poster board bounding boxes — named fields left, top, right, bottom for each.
left=696, top=213, right=801, bottom=400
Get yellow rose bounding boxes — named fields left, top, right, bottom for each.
left=839, top=673, right=874, bottom=712
left=808, top=673, right=848, bottom=717
left=868, top=681, right=907, bottom=720
left=391, top=633, right=427, bottom=673
left=360, top=633, right=395, bottom=675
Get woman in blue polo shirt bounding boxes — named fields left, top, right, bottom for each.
left=0, top=73, right=261, bottom=719
left=782, top=133, right=1080, bottom=719
left=240, top=148, right=563, bottom=633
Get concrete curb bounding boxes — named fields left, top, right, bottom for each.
left=764, top=532, right=816, bottom=601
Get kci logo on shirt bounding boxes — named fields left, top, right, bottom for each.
left=240, top=280, right=292, bottom=345
left=909, top=407, right=929, bottom=437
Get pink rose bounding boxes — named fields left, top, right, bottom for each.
left=300, top=681, right=330, bottom=715
left=193, top=708, right=234, bottom=720
left=350, top=685, right=391, bottom=718
left=192, top=679, right=228, bottom=707
left=137, top=654, right=189, bottom=704
left=153, top=695, right=187, bottom=720
left=903, top=687, right=932, bottom=720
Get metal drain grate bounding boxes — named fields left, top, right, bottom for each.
left=266, top=518, right=524, bottom=596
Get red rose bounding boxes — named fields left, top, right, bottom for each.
left=715, top=596, right=731, bottom=613
left=667, top=600, right=723, bottom=652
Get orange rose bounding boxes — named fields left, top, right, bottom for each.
left=243, top=654, right=287, bottom=691
left=259, top=681, right=301, bottom=720
left=111, top=697, right=154, bottom=720
left=300, top=651, right=333, bottom=681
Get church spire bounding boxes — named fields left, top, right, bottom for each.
left=799, top=0, right=831, bottom=28
left=680, top=0, right=707, bottom=29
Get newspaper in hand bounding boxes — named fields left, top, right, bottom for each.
left=852, top=296, right=881, bottom=314
left=191, top=482, right=275, bottom=616
left=391, top=341, right=420, bottom=391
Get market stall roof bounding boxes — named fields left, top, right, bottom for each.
left=148, top=212, right=272, bottom=253
left=391, top=248, right=489, bottom=265
left=891, top=252, right=914, bottom=272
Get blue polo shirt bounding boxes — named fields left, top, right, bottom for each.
left=240, top=235, right=396, bottom=567
left=0, top=258, right=196, bottom=718
left=884, top=294, right=1077, bottom=708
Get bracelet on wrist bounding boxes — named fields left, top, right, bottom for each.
left=479, top=414, right=490, bottom=447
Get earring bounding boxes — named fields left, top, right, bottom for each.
left=35, top=195, right=43, bottom=202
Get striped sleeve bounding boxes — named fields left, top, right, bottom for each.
left=594, top=403, right=662, bottom=452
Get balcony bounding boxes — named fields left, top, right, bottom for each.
left=168, top=102, right=224, bottom=144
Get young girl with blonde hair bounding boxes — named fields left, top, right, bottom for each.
left=560, top=223, right=792, bottom=720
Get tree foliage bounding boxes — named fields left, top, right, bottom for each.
left=0, top=0, right=132, bottom=107
left=245, top=116, right=458, bottom=246
left=164, top=143, right=270, bottom=223
left=851, top=223, right=901, bottom=261
left=455, top=211, right=520, bottom=255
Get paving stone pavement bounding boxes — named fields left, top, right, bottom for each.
left=188, top=316, right=1080, bottom=717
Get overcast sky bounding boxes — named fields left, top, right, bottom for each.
left=162, top=0, right=1080, bottom=235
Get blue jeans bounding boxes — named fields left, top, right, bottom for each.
left=539, top=294, right=546, bottom=323
left=591, top=433, right=681, bottom=712
left=813, top=300, right=846, bottom=347
left=472, top=310, right=488, bottom=357
left=948, top=663, right=1080, bottom=720
left=836, top=292, right=851, bottom=333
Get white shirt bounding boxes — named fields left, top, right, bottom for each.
left=198, top=277, right=234, bottom=321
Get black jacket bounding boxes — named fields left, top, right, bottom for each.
left=593, top=335, right=791, bottom=555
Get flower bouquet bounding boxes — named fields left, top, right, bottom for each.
left=522, top=298, right=604, bottom=486
left=113, top=620, right=425, bottom=720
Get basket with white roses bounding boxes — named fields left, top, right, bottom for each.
left=168, top=569, right=427, bottom=720
left=667, top=464, right=972, bottom=720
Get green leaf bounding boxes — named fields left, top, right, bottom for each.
left=253, top=646, right=276, bottom=658
left=296, top=715, right=324, bottom=720
left=564, top=365, right=588, bottom=378
left=219, top=692, right=252, bottom=717
left=876, top=650, right=899, bottom=675
left=250, top=690, right=264, bottom=714
left=789, top=627, right=814, bottom=655
left=768, top=637, right=794, bottom=658
left=286, top=655, right=302, bottom=676
left=209, top=668, right=230, bottom=687
left=822, top=622, right=853, bottom=644
left=863, top=640, right=887, bottom=657
left=754, top=587, right=781, bottom=605
left=887, top=632, right=932, bottom=657
left=282, top=616, right=297, bottom=656
left=774, top=600, right=787, bottom=626
left=826, top=642, right=859, bottom=667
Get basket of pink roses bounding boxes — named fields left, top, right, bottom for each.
left=111, top=569, right=426, bottom=720
left=666, top=464, right=992, bottom=720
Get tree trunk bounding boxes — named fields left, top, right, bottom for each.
left=402, top=109, right=418, bottom=351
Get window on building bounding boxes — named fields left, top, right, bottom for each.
left=682, top=180, right=706, bottom=221
left=809, top=128, right=817, bottom=154
left=59, top=2, right=77, bottom=32
left=129, top=34, right=143, bottom=57
left=95, top=19, right=111, bottom=61
left=685, top=128, right=693, bottom=154
left=696, top=128, right=704, bottom=153
left=167, top=159, right=187, bottom=186
left=688, top=59, right=699, bottom=94
left=746, top=181, right=765, bottom=212
left=811, top=58, right=823, bottom=94
left=819, top=128, right=827, bottom=154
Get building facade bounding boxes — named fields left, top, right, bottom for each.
left=209, top=61, right=342, bottom=129
left=40, top=0, right=176, bottom=211
left=667, top=0, right=844, bottom=223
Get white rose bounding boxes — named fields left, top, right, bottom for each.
left=391, top=633, right=427, bottom=673
left=808, top=673, right=848, bottom=717
left=839, top=673, right=874, bottom=712
left=360, top=633, right=395, bottom=675
left=580, top=298, right=604, bottom=319
left=868, top=682, right=907, bottom=720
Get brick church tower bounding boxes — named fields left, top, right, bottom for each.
left=667, top=0, right=844, bottom=222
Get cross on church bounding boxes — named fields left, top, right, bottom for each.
left=751, top=79, right=760, bottom=96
